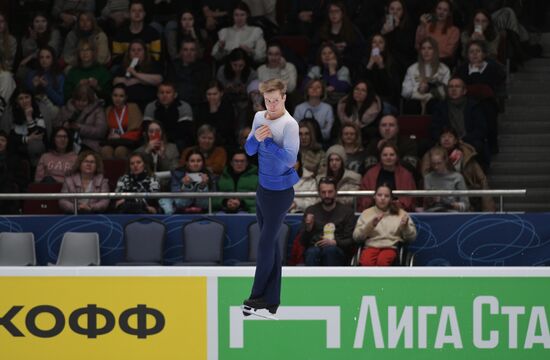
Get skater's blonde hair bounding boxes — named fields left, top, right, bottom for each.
left=259, top=78, right=287, bottom=96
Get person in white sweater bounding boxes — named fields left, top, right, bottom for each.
left=211, top=2, right=266, bottom=63
left=401, top=37, right=450, bottom=114
left=257, top=42, right=297, bottom=93
left=353, top=183, right=417, bottom=266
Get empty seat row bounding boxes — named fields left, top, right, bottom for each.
left=0, top=218, right=290, bottom=266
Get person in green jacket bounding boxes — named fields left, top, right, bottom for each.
left=214, top=149, right=259, bottom=213
left=64, top=39, right=112, bottom=102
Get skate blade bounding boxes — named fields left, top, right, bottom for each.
left=241, top=305, right=278, bottom=320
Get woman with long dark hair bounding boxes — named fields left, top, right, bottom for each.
left=25, top=46, right=65, bottom=106
left=18, top=12, right=62, bottom=75
left=461, top=9, right=500, bottom=60
left=166, top=9, right=209, bottom=62
left=337, top=80, right=383, bottom=141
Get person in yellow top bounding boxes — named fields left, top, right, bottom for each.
left=353, top=183, right=416, bottom=266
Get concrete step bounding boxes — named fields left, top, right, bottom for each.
left=490, top=161, right=550, bottom=175
left=499, top=134, right=550, bottom=146
left=499, top=121, right=550, bottom=134
left=494, top=145, right=550, bottom=153
left=507, top=94, right=550, bottom=106
left=507, top=82, right=550, bottom=94
left=489, top=174, right=550, bottom=188
left=492, top=152, right=550, bottom=162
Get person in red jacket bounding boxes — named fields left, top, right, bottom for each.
left=358, top=141, right=416, bottom=212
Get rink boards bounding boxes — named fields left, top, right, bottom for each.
left=1, top=267, right=549, bottom=360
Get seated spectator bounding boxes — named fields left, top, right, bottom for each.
left=360, top=34, right=403, bottom=111
left=18, top=12, right=62, bottom=79
left=202, top=0, right=238, bottom=34
left=365, top=115, right=418, bottom=174
left=353, top=183, right=417, bottom=266
left=179, top=124, right=227, bottom=177
left=111, top=0, right=161, bottom=63
left=135, top=120, right=179, bottom=173
left=64, top=39, right=112, bottom=102
left=100, top=0, right=130, bottom=30
left=337, top=80, right=383, bottom=141
left=101, top=84, right=142, bottom=160
left=159, top=150, right=217, bottom=215
left=456, top=40, right=506, bottom=94
left=298, top=121, right=325, bottom=177
left=5, top=87, right=48, bottom=167
left=317, top=144, right=361, bottom=208
left=423, top=146, right=469, bottom=212
left=286, top=0, right=325, bottom=37
left=293, top=79, right=334, bottom=145
left=213, top=149, right=258, bottom=213
left=460, top=9, right=501, bottom=60
left=304, top=42, right=351, bottom=105
left=211, top=2, right=266, bottom=63
left=55, top=84, right=108, bottom=153
left=113, top=39, right=163, bottom=111
left=317, top=1, right=364, bottom=70
left=0, top=131, right=28, bottom=214
left=195, top=80, right=238, bottom=150
left=402, top=37, right=450, bottom=115
left=216, top=48, right=257, bottom=127
left=456, top=41, right=505, bottom=154
left=0, top=12, right=17, bottom=71
left=0, top=53, right=16, bottom=121
left=257, top=41, right=297, bottom=94
left=62, top=11, right=111, bottom=70
left=35, top=127, right=77, bottom=183
left=338, top=121, right=368, bottom=175
left=25, top=46, right=65, bottom=107
left=51, top=0, right=95, bottom=32
left=378, top=0, right=416, bottom=73
left=358, top=142, right=416, bottom=212
left=421, top=127, right=495, bottom=212
left=301, top=176, right=355, bottom=266
left=165, top=9, right=209, bottom=62
left=59, top=150, right=110, bottom=214
left=143, top=82, right=194, bottom=151
left=431, top=77, right=487, bottom=157
left=114, top=151, right=160, bottom=214
left=167, top=37, right=213, bottom=108
left=415, top=0, right=460, bottom=63
left=289, top=158, right=318, bottom=213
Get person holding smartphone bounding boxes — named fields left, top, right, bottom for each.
left=415, top=0, right=459, bottom=63
left=460, top=9, right=500, bottom=60
left=135, top=120, right=179, bottom=174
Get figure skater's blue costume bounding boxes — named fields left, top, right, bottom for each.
left=244, top=110, right=299, bottom=307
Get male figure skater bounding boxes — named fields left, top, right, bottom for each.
left=242, top=79, right=299, bottom=318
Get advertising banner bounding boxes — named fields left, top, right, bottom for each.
left=0, top=268, right=549, bottom=360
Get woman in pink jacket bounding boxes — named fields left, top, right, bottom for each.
left=59, top=150, right=110, bottom=214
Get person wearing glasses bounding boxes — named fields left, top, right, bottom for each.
left=302, top=177, right=356, bottom=266
left=242, top=78, right=299, bottom=318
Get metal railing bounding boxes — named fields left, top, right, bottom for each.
left=0, top=189, right=527, bottom=214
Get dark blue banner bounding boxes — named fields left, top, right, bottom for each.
left=1, top=213, right=549, bottom=266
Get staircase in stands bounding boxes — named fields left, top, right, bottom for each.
left=489, top=58, right=550, bottom=212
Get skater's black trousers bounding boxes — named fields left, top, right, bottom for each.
left=250, top=185, right=295, bottom=305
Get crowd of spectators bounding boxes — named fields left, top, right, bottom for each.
left=0, top=0, right=543, bottom=219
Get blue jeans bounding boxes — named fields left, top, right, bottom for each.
left=249, top=185, right=295, bottom=305
left=304, top=245, right=347, bottom=266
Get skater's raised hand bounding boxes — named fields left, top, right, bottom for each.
left=254, top=125, right=271, bottom=142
